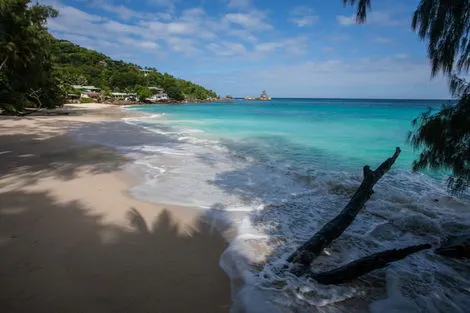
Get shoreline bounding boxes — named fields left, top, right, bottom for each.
left=4, top=102, right=470, bottom=312
left=0, top=104, right=231, bottom=312
left=65, top=98, right=225, bottom=107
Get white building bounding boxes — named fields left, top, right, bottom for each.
left=147, top=94, right=169, bottom=101
left=111, top=92, right=137, bottom=101
left=72, top=85, right=101, bottom=92
left=147, top=86, right=169, bottom=101
left=140, top=69, right=152, bottom=77
left=72, top=85, right=101, bottom=99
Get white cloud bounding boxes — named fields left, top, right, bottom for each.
left=257, top=58, right=444, bottom=88
left=41, top=1, right=449, bottom=99
left=118, top=37, right=160, bottom=51
left=165, top=37, right=201, bottom=56
left=227, top=29, right=258, bottom=42
left=292, top=16, right=318, bottom=27
left=56, top=0, right=174, bottom=21
left=329, top=34, right=350, bottom=42
left=147, top=0, right=179, bottom=10
left=46, top=4, right=108, bottom=36
left=223, top=11, right=273, bottom=31
left=289, top=6, right=319, bottom=27
left=395, top=53, right=409, bottom=59
left=102, top=20, right=143, bottom=35
left=181, top=7, right=206, bottom=20
left=262, top=58, right=446, bottom=94
left=43, top=1, right=302, bottom=65
left=207, top=41, right=247, bottom=56
left=167, top=22, right=195, bottom=35
left=45, top=3, right=192, bottom=58
left=90, top=2, right=151, bottom=21
left=374, top=36, right=394, bottom=44
left=337, top=11, right=404, bottom=27
left=255, top=42, right=283, bottom=53
left=254, top=36, right=309, bottom=56
left=53, top=33, right=119, bottom=51
left=227, top=0, right=251, bottom=10
left=283, top=37, right=309, bottom=55
left=337, top=15, right=356, bottom=26
left=192, top=57, right=449, bottom=99
left=140, top=11, right=218, bottom=40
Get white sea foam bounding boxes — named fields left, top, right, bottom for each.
left=72, top=114, right=470, bottom=313
left=122, top=113, right=166, bottom=122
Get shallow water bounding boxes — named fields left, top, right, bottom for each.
left=79, top=99, right=469, bottom=312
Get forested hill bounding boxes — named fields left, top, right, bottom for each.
left=51, top=39, right=217, bottom=100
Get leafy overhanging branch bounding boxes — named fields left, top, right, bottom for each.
left=345, top=0, right=470, bottom=194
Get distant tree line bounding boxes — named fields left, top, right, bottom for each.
left=51, top=39, right=218, bottom=101
left=0, top=0, right=217, bottom=114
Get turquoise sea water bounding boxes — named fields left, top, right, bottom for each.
left=112, top=98, right=469, bottom=313
left=130, top=98, right=449, bottom=171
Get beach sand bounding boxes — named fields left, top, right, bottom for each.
left=0, top=104, right=231, bottom=313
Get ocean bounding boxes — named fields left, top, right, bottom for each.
left=79, top=98, right=470, bottom=312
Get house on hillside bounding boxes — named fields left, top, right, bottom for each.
left=72, top=85, right=101, bottom=92
left=147, top=86, right=169, bottom=101
left=84, top=92, right=101, bottom=100
left=71, top=85, right=101, bottom=100
left=66, top=93, right=81, bottom=102
left=140, top=69, right=152, bottom=77
left=111, top=92, right=137, bottom=101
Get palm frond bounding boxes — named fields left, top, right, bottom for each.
left=343, top=0, right=371, bottom=23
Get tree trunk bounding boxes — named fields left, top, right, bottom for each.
left=287, top=147, right=401, bottom=275
left=28, top=88, right=43, bottom=109
left=0, top=56, right=8, bottom=71
left=308, top=244, right=431, bottom=284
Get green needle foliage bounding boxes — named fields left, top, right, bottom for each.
left=342, top=0, right=370, bottom=22
left=345, top=0, right=470, bottom=194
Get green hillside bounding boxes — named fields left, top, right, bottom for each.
left=51, top=39, right=217, bottom=101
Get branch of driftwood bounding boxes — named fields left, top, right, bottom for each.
left=287, top=147, right=402, bottom=275
left=285, top=147, right=469, bottom=285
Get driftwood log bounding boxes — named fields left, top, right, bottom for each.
left=287, top=147, right=402, bottom=275
left=309, top=244, right=432, bottom=284
left=435, top=234, right=470, bottom=259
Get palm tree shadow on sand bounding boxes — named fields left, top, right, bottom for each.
left=0, top=190, right=232, bottom=313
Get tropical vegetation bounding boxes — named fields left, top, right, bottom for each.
left=0, top=0, right=64, bottom=112
left=0, top=0, right=217, bottom=114
left=345, top=0, right=470, bottom=193
left=51, top=39, right=216, bottom=101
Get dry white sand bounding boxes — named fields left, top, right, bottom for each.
left=64, top=102, right=116, bottom=109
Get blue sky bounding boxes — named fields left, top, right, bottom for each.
left=40, top=0, right=450, bottom=99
